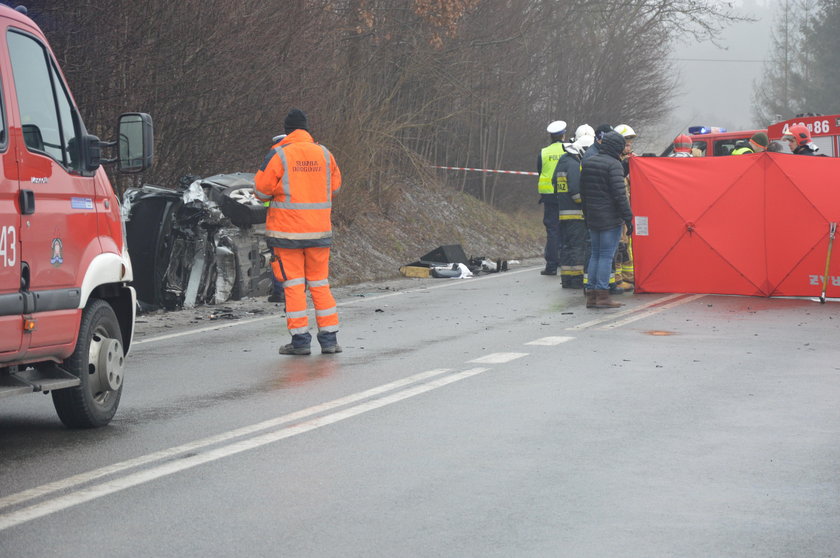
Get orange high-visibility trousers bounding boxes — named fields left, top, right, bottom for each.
left=273, top=246, right=338, bottom=335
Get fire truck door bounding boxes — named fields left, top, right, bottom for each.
left=0, top=75, right=21, bottom=357
left=7, top=30, right=97, bottom=350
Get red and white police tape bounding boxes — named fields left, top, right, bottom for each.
left=431, top=165, right=538, bottom=176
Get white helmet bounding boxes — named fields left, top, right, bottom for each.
left=615, top=124, right=636, bottom=139
left=574, top=124, right=595, bottom=141
left=546, top=120, right=567, bottom=135
left=572, top=135, right=594, bottom=153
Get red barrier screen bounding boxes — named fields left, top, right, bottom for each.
left=630, top=153, right=840, bottom=297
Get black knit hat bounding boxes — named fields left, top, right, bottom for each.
left=594, top=124, right=613, bottom=140
left=284, top=108, right=308, bottom=133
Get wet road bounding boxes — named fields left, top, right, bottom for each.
left=2, top=265, right=840, bottom=557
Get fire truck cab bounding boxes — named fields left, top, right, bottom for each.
left=0, top=5, right=153, bottom=427
left=768, top=114, right=840, bottom=157
left=660, top=126, right=766, bottom=157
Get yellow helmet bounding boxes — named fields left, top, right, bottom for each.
left=615, top=124, right=637, bottom=139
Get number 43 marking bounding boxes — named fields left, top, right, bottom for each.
left=0, top=225, right=17, bottom=267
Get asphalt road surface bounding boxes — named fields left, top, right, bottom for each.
left=2, top=263, right=839, bottom=557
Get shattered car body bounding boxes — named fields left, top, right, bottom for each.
left=123, top=173, right=274, bottom=311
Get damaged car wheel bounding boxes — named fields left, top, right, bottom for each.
left=217, top=185, right=267, bottom=227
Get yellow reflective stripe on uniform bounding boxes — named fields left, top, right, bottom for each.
left=555, top=172, right=569, bottom=193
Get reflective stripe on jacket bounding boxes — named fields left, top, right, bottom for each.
left=537, top=142, right=566, bottom=194
left=254, top=129, right=342, bottom=248
left=732, top=147, right=753, bottom=155
left=553, top=151, right=584, bottom=220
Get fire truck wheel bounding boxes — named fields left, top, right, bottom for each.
left=52, top=299, right=124, bottom=428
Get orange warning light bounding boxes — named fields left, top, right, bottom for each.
left=23, top=317, right=36, bottom=332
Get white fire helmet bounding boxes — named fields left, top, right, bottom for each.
left=615, top=124, right=637, bottom=139
left=546, top=120, right=567, bottom=135
left=574, top=124, right=595, bottom=141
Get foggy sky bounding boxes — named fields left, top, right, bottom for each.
left=642, top=0, right=774, bottom=153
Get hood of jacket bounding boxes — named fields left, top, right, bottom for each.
left=599, top=131, right=626, bottom=159
left=278, top=128, right=315, bottom=146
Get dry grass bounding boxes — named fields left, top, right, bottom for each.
left=330, top=180, right=543, bottom=286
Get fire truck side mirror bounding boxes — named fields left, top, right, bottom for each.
left=117, top=112, right=154, bottom=174
left=82, top=134, right=101, bottom=172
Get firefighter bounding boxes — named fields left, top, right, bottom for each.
left=784, top=125, right=821, bottom=156
left=732, top=132, right=769, bottom=154
left=670, top=134, right=693, bottom=157
left=537, top=120, right=567, bottom=275
left=612, top=123, right=637, bottom=293
left=255, top=109, right=343, bottom=355
left=553, top=134, right=592, bottom=288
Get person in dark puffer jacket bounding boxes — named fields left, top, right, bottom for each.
left=579, top=131, right=633, bottom=309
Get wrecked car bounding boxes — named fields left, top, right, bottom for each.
left=123, top=173, right=274, bottom=311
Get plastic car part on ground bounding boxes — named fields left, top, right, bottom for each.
left=123, top=174, right=274, bottom=312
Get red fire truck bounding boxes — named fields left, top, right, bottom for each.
left=768, top=114, right=840, bottom=157
left=660, top=126, right=765, bottom=157
left=0, top=6, right=153, bottom=427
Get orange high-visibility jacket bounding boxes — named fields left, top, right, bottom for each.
left=254, top=129, right=342, bottom=248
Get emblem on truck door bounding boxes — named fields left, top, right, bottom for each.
left=50, top=237, right=63, bottom=266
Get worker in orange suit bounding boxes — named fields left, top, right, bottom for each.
left=254, top=108, right=342, bottom=355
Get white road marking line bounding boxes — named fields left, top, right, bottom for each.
left=0, top=367, right=490, bottom=532
left=0, top=368, right=453, bottom=512
left=135, top=265, right=540, bottom=345
left=468, top=352, right=528, bottom=364
left=598, top=294, right=706, bottom=329
left=133, top=317, right=273, bottom=344
left=566, top=293, right=686, bottom=331
left=526, top=336, right=574, bottom=346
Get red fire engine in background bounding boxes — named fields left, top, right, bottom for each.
left=768, top=114, right=840, bottom=157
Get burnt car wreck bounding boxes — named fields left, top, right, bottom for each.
left=123, top=173, right=274, bottom=312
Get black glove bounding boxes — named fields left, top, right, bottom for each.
left=625, top=220, right=634, bottom=236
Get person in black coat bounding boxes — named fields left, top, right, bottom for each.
left=579, top=131, right=633, bottom=308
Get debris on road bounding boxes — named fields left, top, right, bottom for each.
left=399, top=243, right=510, bottom=279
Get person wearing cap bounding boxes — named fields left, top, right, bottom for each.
left=255, top=108, right=343, bottom=355
left=670, top=134, right=693, bottom=157
left=536, top=120, right=567, bottom=275
left=732, top=132, right=769, bottom=155
left=552, top=134, right=592, bottom=289
left=783, top=125, right=821, bottom=156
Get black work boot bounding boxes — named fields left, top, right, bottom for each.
left=317, top=331, right=342, bottom=354
left=279, top=333, right=312, bottom=356
left=540, top=268, right=557, bottom=276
